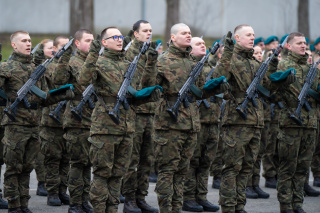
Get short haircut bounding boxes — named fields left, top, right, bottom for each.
left=170, top=23, right=189, bottom=35
left=133, top=20, right=149, bottom=32
left=74, top=29, right=93, bottom=41
left=10, top=30, right=29, bottom=42
left=234, top=24, right=252, bottom=35
left=40, top=39, right=53, bottom=45
left=53, top=35, right=68, bottom=47
left=191, top=37, right=203, bottom=46
left=101, top=27, right=118, bottom=40
left=287, top=32, right=305, bottom=44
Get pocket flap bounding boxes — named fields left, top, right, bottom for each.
left=88, top=136, right=104, bottom=149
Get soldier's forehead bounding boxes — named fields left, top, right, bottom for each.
left=15, top=33, right=31, bottom=41
left=237, top=26, right=254, bottom=35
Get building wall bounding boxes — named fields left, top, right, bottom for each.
left=0, top=0, right=319, bottom=40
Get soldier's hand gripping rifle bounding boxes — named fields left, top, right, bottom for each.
left=167, top=37, right=225, bottom=122
left=196, top=67, right=216, bottom=108
left=290, top=57, right=320, bottom=125
left=4, top=38, right=74, bottom=121
left=71, top=84, right=96, bottom=121
left=108, top=35, right=152, bottom=125
left=236, top=36, right=288, bottom=120
left=49, top=100, right=68, bottom=124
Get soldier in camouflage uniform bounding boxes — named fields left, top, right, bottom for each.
left=214, top=25, right=279, bottom=213
left=0, top=56, right=8, bottom=209
left=122, top=20, right=159, bottom=213
left=182, top=37, right=220, bottom=212
left=78, top=27, right=159, bottom=213
left=53, top=29, right=94, bottom=213
left=275, top=32, right=318, bottom=213
left=154, top=23, right=226, bottom=213
left=262, top=36, right=279, bottom=61
left=0, top=31, right=74, bottom=213
left=37, top=36, right=71, bottom=206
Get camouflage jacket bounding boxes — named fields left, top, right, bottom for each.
left=125, top=39, right=158, bottom=114
left=214, top=43, right=273, bottom=128
left=0, top=52, right=63, bottom=126
left=154, top=44, right=202, bottom=132
left=78, top=48, right=135, bottom=135
left=40, top=57, right=65, bottom=128
left=193, top=56, right=221, bottom=124
left=54, top=49, right=92, bottom=129
left=277, top=51, right=318, bottom=129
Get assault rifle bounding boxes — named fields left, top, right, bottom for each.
left=49, top=100, right=68, bottom=124
left=290, top=57, right=320, bottom=125
left=108, top=35, right=152, bottom=125
left=236, top=36, right=288, bottom=120
left=71, top=84, right=96, bottom=121
left=4, top=38, right=74, bottom=121
left=167, top=37, right=225, bottom=122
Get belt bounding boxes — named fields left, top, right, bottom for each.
left=166, top=96, right=194, bottom=103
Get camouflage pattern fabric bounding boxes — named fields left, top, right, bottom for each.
left=89, top=133, right=133, bottom=213
left=2, top=125, right=39, bottom=208
left=64, top=128, right=91, bottom=205
left=122, top=113, right=155, bottom=200
left=218, top=126, right=261, bottom=213
left=210, top=131, right=223, bottom=179
left=39, top=126, right=68, bottom=195
left=154, top=129, right=197, bottom=213
left=34, top=151, right=46, bottom=183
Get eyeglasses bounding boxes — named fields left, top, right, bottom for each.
left=104, top=35, right=124, bottom=41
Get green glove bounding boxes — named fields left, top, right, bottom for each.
left=284, top=73, right=296, bottom=85
left=224, top=31, right=234, bottom=51
left=269, top=56, right=279, bottom=70
left=146, top=47, right=158, bottom=61
left=89, top=39, right=102, bottom=54
left=123, top=30, right=134, bottom=49
left=150, top=87, right=162, bottom=102
left=33, top=44, right=44, bottom=66
left=219, top=82, right=230, bottom=92
left=150, top=41, right=158, bottom=49
left=59, top=45, right=73, bottom=64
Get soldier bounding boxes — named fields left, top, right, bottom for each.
left=121, top=20, right=159, bottom=213
left=275, top=32, right=318, bottom=213
left=280, top=34, right=289, bottom=60
left=154, top=23, right=227, bottom=213
left=0, top=30, right=74, bottom=213
left=254, top=37, right=265, bottom=53
left=53, top=29, right=94, bottom=213
left=78, top=26, right=160, bottom=213
left=182, top=37, right=220, bottom=212
left=37, top=36, right=71, bottom=207
left=245, top=44, right=270, bottom=199
left=214, top=25, right=280, bottom=213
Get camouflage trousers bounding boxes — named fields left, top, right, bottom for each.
left=218, top=125, right=261, bottom=213
left=184, top=123, right=219, bottom=201
left=262, top=122, right=280, bottom=179
left=39, top=126, right=69, bottom=195
left=122, top=113, right=155, bottom=200
left=2, top=125, right=39, bottom=208
left=247, top=121, right=269, bottom=187
left=277, top=127, right=316, bottom=211
left=154, top=129, right=197, bottom=213
left=0, top=127, right=4, bottom=195
left=210, top=131, right=223, bottom=179
left=89, top=133, right=133, bottom=213
left=64, top=128, right=91, bottom=205
left=34, top=152, right=46, bottom=183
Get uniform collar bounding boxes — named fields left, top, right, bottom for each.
left=76, top=49, right=88, bottom=60
left=287, top=50, right=308, bottom=65
left=103, top=48, right=125, bottom=60
left=234, top=43, right=254, bottom=59
left=11, top=51, right=32, bottom=64
left=168, top=44, right=192, bottom=58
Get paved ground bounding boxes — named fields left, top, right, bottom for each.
left=0, top=167, right=319, bottom=213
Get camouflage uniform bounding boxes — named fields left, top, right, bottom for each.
left=276, top=51, right=318, bottom=212
left=39, top=57, right=69, bottom=196
left=78, top=48, right=137, bottom=213
left=183, top=56, right=221, bottom=202
left=154, top=44, right=203, bottom=212
left=0, top=52, right=68, bottom=209
left=210, top=126, right=223, bottom=180
left=53, top=49, right=93, bottom=206
left=0, top=103, right=5, bottom=196
left=214, top=43, right=275, bottom=212
left=122, top=39, right=157, bottom=201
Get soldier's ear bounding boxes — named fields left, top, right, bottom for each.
left=74, top=40, right=80, bottom=48
left=11, top=42, right=17, bottom=49
left=171, top=34, right=176, bottom=42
